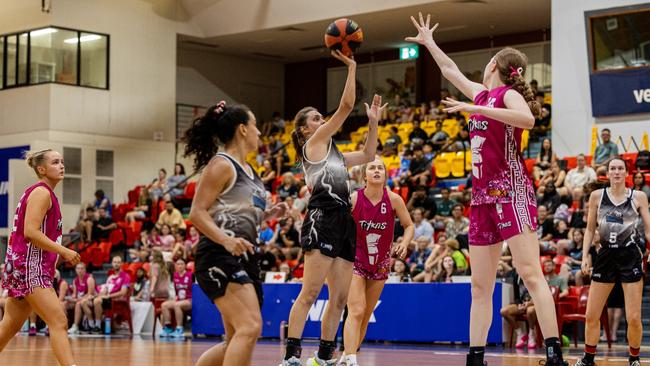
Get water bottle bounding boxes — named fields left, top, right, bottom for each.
left=104, top=317, right=111, bottom=335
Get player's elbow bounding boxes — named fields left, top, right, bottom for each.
left=523, top=115, right=535, bottom=129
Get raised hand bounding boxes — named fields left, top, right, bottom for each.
left=405, top=12, right=439, bottom=46
left=331, top=49, right=356, bottom=67
left=364, top=94, right=388, bottom=123
left=441, top=97, right=478, bottom=114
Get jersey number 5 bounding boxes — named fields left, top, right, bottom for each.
left=608, top=232, right=617, bottom=244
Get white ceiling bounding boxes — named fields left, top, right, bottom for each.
left=178, top=0, right=550, bottom=63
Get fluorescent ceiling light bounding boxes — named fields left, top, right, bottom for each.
left=64, top=35, right=101, bottom=44
left=30, top=28, right=58, bottom=36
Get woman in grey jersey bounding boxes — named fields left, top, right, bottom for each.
left=576, top=158, right=650, bottom=366
left=281, top=50, right=387, bottom=366
left=184, top=101, right=288, bottom=366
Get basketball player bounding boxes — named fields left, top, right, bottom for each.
left=407, top=13, right=568, bottom=366
left=338, top=156, right=414, bottom=366
left=67, top=262, right=96, bottom=334
left=160, top=258, right=193, bottom=338
left=281, top=50, right=386, bottom=366
left=184, top=101, right=288, bottom=366
left=575, top=158, right=650, bottom=366
left=0, top=149, right=81, bottom=366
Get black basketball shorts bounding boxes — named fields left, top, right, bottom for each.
left=300, top=207, right=356, bottom=262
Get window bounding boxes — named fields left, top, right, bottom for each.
left=0, top=26, right=108, bottom=90
left=62, top=146, right=82, bottom=204
left=96, top=179, right=113, bottom=201
left=95, top=150, right=113, bottom=177
left=80, top=33, right=107, bottom=88
left=30, top=28, right=77, bottom=84
left=588, top=6, right=650, bottom=71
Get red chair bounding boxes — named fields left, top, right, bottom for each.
left=105, top=288, right=133, bottom=334
left=558, top=286, right=612, bottom=349
left=89, top=246, right=104, bottom=268
left=99, top=242, right=113, bottom=263
left=142, top=262, right=151, bottom=274
left=525, top=159, right=536, bottom=175
left=186, top=261, right=195, bottom=273
left=109, top=229, right=124, bottom=246
left=564, top=156, right=578, bottom=170
left=553, top=255, right=570, bottom=275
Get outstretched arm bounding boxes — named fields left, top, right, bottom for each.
left=440, top=89, right=535, bottom=129
left=406, top=12, right=486, bottom=101
left=308, top=50, right=357, bottom=147
left=343, top=94, right=387, bottom=167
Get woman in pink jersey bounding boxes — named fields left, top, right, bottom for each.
left=0, top=149, right=80, bottom=366
left=408, top=13, right=567, bottom=366
left=339, top=157, right=414, bottom=366
left=67, top=262, right=96, bottom=334
left=160, top=258, right=194, bottom=338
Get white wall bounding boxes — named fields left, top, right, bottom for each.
left=552, top=0, right=650, bottom=157
left=0, top=131, right=174, bottom=234
left=177, top=47, right=285, bottom=120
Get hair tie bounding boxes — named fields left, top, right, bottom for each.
left=214, top=100, right=227, bottom=115
left=509, top=66, right=523, bottom=77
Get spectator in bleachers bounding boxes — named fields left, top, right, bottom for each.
left=537, top=205, right=557, bottom=253
left=156, top=200, right=186, bottom=232
left=543, top=258, right=569, bottom=299
left=260, top=244, right=279, bottom=274
left=259, top=159, right=276, bottom=192
left=558, top=229, right=588, bottom=286
left=412, top=207, right=434, bottom=242
left=259, top=220, right=275, bottom=246
left=128, top=230, right=153, bottom=263
left=442, top=125, right=470, bottom=152
left=392, top=148, right=413, bottom=189
left=160, top=258, right=193, bottom=338
left=125, top=187, right=152, bottom=226
left=92, top=207, right=117, bottom=241
left=76, top=207, right=95, bottom=243
left=349, top=165, right=364, bottom=192
left=172, top=232, right=187, bottom=261
left=94, top=189, right=112, bottom=218
left=390, top=258, right=411, bottom=282
left=500, top=274, right=533, bottom=348
left=83, top=256, right=130, bottom=333
left=267, top=133, right=289, bottom=175
left=428, top=100, right=442, bottom=120
left=532, top=103, right=551, bottom=140
left=405, top=145, right=432, bottom=189
left=563, top=154, right=596, bottom=200
left=553, top=219, right=569, bottom=241
left=409, top=120, right=428, bottom=146
left=434, top=188, right=458, bottom=220
left=422, top=142, right=435, bottom=161
left=269, top=111, right=286, bottom=135
left=277, top=172, right=299, bottom=201
left=428, top=120, right=449, bottom=152
left=537, top=161, right=566, bottom=196
left=149, top=250, right=171, bottom=299
left=533, top=138, right=557, bottom=181
left=433, top=255, right=457, bottom=283
left=132, top=267, right=149, bottom=302
left=445, top=238, right=468, bottom=274
left=67, top=263, right=96, bottom=334
left=633, top=171, right=650, bottom=199
left=156, top=224, right=176, bottom=260
left=530, top=79, right=539, bottom=95
left=166, top=163, right=187, bottom=200
left=273, top=217, right=301, bottom=261
left=384, top=127, right=402, bottom=155
left=410, top=236, right=433, bottom=281
left=592, top=128, right=619, bottom=174
left=406, top=185, right=437, bottom=220
left=538, top=181, right=562, bottom=215
left=149, top=168, right=168, bottom=201
left=445, top=203, right=470, bottom=240
left=184, top=226, right=200, bottom=260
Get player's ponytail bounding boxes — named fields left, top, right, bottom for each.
left=292, top=107, right=317, bottom=163
left=182, top=101, right=252, bottom=170
left=494, top=47, right=541, bottom=118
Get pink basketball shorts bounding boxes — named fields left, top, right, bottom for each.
left=469, top=202, right=538, bottom=246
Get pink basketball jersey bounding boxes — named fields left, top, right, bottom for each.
left=173, top=271, right=193, bottom=300
left=352, top=188, right=395, bottom=273
left=468, top=86, right=536, bottom=207
left=4, top=182, right=62, bottom=292
left=73, top=273, right=91, bottom=297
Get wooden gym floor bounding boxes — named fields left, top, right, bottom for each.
left=0, top=334, right=643, bottom=365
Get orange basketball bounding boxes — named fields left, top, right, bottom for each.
left=324, top=18, right=363, bottom=57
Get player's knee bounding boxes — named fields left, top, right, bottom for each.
left=627, top=311, right=641, bottom=327
left=329, top=293, right=348, bottom=311
left=526, top=306, right=536, bottom=318
left=349, top=302, right=366, bottom=318
left=515, top=264, right=542, bottom=284
left=470, top=280, right=493, bottom=301
left=298, top=287, right=320, bottom=306
left=237, top=317, right=262, bottom=341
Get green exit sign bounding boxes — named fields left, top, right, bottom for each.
left=400, top=46, right=419, bottom=60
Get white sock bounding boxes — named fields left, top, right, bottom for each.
left=176, top=326, right=183, bottom=331
left=345, top=354, right=358, bottom=365
left=30, top=323, right=36, bottom=328
left=338, top=352, right=346, bottom=363
left=94, top=320, right=100, bottom=327
left=528, top=330, right=535, bottom=339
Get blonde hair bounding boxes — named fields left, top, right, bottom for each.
left=24, top=149, right=53, bottom=177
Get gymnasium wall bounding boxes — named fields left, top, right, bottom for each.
left=552, top=0, right=650, bottom=157
left=177, top=47, right=285, bottom=121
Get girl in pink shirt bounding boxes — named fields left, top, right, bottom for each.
left=0, top=150, right=80, bottom=366
left=408, top=12, right=567, bottom=366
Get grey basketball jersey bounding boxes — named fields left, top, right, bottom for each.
left=303, top=140, right=351, bottom=209
left=207, top=153, right=267, bottom=245
left=597, top=188, right=640, bottom=248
